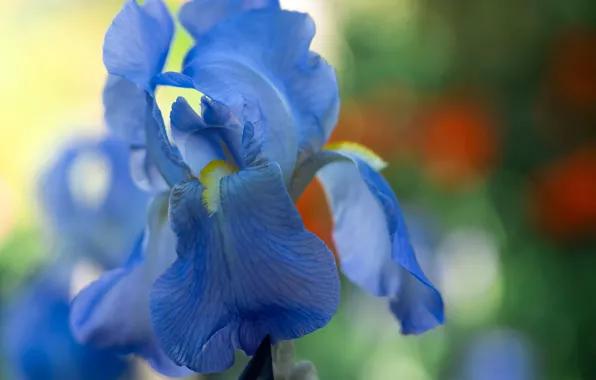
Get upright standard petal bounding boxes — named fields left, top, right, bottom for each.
left=102, top=0, right=187, bottom=190
left=183, top=10, right=339, bottom=181
left=104, top=0, right=173, bottom=89
left=297, top=143, right=444, bottom=335
left=69, top=195, right=191, bottom=377
left=150, top=161, right=339, bottom=373
left=103, top=76, right=149, bottom=145
left=169, top=96, right=243, bottom=175
left=179, top=0, right=280, bottom=40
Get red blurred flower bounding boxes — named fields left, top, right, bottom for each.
left=417, top=96, right=499, bottom=189
left=535, top=30, right=596, bottom=147
left=530, top=148, right=596, bottom=241
left=549, top=30, right=596, bottom=110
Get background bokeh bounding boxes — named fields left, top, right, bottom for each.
left=1, top=0, right=595, bottom=379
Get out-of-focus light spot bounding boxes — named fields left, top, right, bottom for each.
left=462, top=329, right=535, bottom=380
left=361, top=349, right=430, bottom=380
left=135, top=359, right=197, bottom=380
left=413, top=326, right=448, bottom=372
left=68, top=150, right=111, bottom=211
left=0, top=177, right=16, bottom=245
left=69, top=259, right=103, bottom=301
left=330, top=91, right=419, bottom=160
left=529, top=147, right=596, bottom=242
left=280, top=0, right=342, bottom=68
left=437, top=227, right=503, bottom=325
left=417, top=97, right=498, bottom=190
left=343, top=286, right=401, bottom=341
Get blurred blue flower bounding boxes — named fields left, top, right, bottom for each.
left=462, top=329, right=535, bottom=380
left=71, top=0, right=444, bottom=375
left=70, top=195, right=193, bottom=377
left=39, top=136, right=149, bottom=268
left=1, top=261, right=130, bottom=380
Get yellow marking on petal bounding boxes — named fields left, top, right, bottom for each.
left=324, top=141, right=388, bottom=171
left=200, top=160, right=239, bottom=214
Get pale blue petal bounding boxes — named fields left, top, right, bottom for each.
left=179, top=0, right=280, bottom=40
left=152, top=71, right=197, bottom=89
left=70, top=196, right=192, bottom=377
left=104, top=0, right=173, bottom=89
left=104, top=73, right=191, bottom=189
left=183, top=10, right=338, bottom=180
left=145, top=97, right=191, bottom=186
left=39, top=137, right=148, bottom=268
left=150, top=162, right=339, bottom=373
left=103, top=76, right=148, bottom=145
left=316, top=155, right=444, bottom=335
left=129, top=147, right=171, bottom=193
left=2, top=262, right=129, bottom=380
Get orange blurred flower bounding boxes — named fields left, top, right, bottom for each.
left=417, top=96, right=499, bottom=189
left=530, top=148, right=596, bottom=241
left=295, top=180, right=338, bottom=264
left=329, top=90, right=417, bottom=160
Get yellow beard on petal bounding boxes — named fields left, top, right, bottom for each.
left=324, top=141, right=388, bottom=171
left=200, top=160, right=239, bottom=214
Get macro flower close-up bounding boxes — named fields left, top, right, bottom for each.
left=2, top=0, right=595, bottom=379
left=68, top=0, right=443, bottom=375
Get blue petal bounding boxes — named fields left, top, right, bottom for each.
left=316, top=155, right=444, bottom=335
left=104, top=0, right=173, bottom=89
left=145, top=96, right=191, bottom=186
left=69, top=196, right=192, bottom=377
left=103, top=75, right=191, bottom=189
left=152, top=71, right=197, bottom=89
left=103, top=76, right=148, bottom=145
left=179, top=0, right=280, bottom=40
left=183, top=10, right=339, bottom=181
left=150, top=162, right=339, bottom=373
left=170, top=96, right=244, bottom=174
left=2, top=263, right=129, bottom=380
left=130, top=147, right=171, bottom=192
left=39, top=137, right=148, bottom=268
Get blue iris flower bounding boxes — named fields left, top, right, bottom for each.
left=39, top=136, right=149, bottom=268
left=0, top=136, right=148, bottom=379
left=71, top=0, right=444, bottom=375
left=1, top=261, right=130, bottom=380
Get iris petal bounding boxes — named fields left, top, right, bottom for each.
left=180, top=0, right=280, bottom=40
left=294, top=147, right=445, bottom=335
left=150, top=161, right=339, bottom=373
left=103, top=0, right=173, bottom=89
left=39, top=137, right=148, bottom=268
left=2, top=265, right=129, bottom=380
left=170, top=97, right=244, bottom=174
left=183, top=9, right=338, bottom=181
left=70, top=196, right=192, bottom=377
left=103, top=76, right=148, bottom=145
